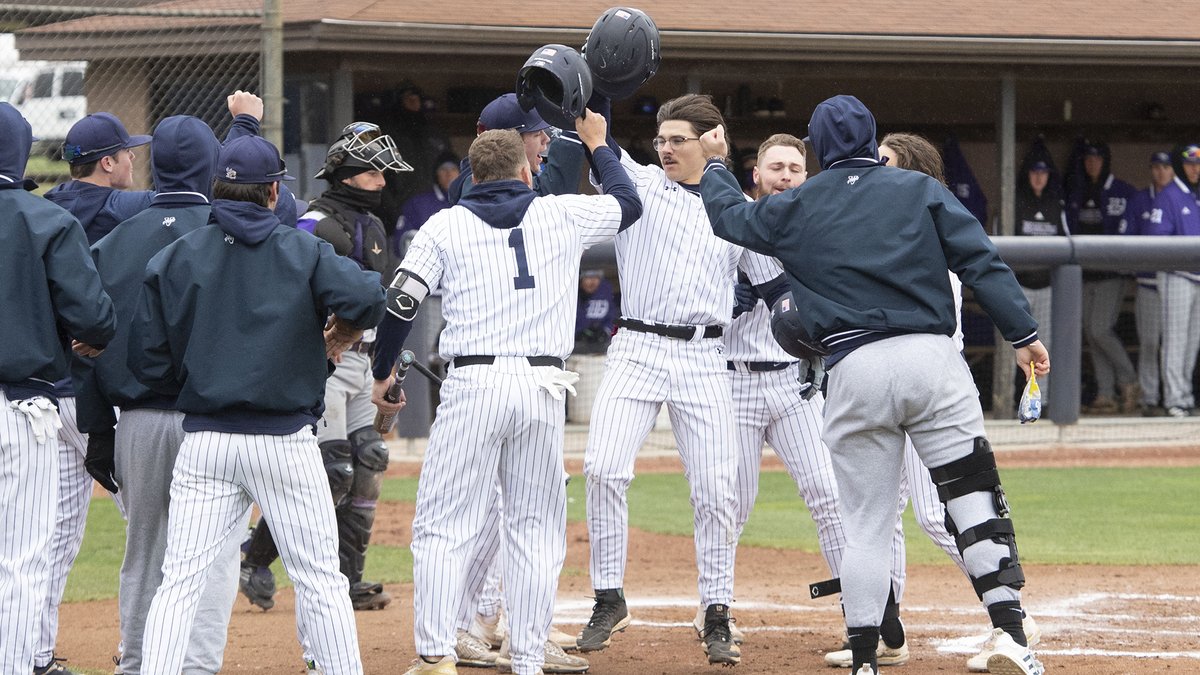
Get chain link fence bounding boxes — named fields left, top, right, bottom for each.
left=1, top=1, right=263, bottom=189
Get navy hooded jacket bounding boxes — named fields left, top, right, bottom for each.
left=0, top=103, right=116, bottom=401
left=128, top=197, right=385, bottom=434
left=700, top=95, right=1037, bottom=364
left=74, top=115, right=221, bottom=434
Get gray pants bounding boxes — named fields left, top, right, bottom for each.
left=113, top=409, right=242, bottom=675
left=1135, top=285, right=1162, bottom=407
left=823, top=334, right=988, bottom=628
left=318, top=350, right=375, bottom=444
left=1158, top=272, right=1200, bottom=409
left=1082, top=277, right=1136, bottom=400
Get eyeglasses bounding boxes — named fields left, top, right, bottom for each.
left=652, top=135, right=701, bottom=151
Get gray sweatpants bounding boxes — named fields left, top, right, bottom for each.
left=1135, top=285, right=1162, bottom=407
left=823, top=334, right=989, bottom=628
left=113, top=409, right=243, bottom=675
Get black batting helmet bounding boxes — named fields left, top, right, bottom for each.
left=770, top=292, right=830, bottom=360
left=583, top=7, right=661, bottom=101
left=516, top=44, right=593, bottom=131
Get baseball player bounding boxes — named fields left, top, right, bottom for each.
left=699, top=95, right=1048, bottom=675
left=0, top=102, right=116, bottom=675
left=370, top=113, right=638, bottom=675
left=1122, top=151, right=1176, bottom=416
left=722, top=133, right=914, bottom=668
left=577, top=93, right=751, bottom=667
left=133, top=134, right=383, bottom=675
left=444, top=93, right=589, bottom=672
left=76, top=113, right=248, bottom=675
left=239, top=120, right=410, bottom=614
left=1146, top=145, right=1200, bottom=418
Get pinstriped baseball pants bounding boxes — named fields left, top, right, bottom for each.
left=142, top=429, right=362, bottom=675
left=1158, top=272, right=1200, bottom=409
left=585, top=330, right=739, bottom=607
left=1, top=391, right=58, bottom=673
left=411, top=359, right=567, bottom=675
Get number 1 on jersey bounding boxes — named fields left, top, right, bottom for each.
left=508, top=228, right=536, bottom=290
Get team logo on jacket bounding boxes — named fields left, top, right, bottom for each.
left=847, top=175, right=860, bottom=185
left=225, top=167, right=237, bottom=180
left=162, top=216, right=176, bottom=228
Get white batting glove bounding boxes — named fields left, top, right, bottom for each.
left=10, top=396, right=62, bottom=444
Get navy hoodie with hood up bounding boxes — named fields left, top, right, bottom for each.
left=75, top=115, right=221, bottom=434
left=128, top=193, right=385, bottom=434
left=700, top=94, right=1037, bottom=364
left=0, top=103, right=116, bottom=401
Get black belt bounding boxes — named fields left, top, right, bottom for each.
left=346, top=341, right=373, bottom=355
left=452, top=355, right=564, bottom=369
left=616, top=318, right=722, bottom=340
left=727, top=361, right=792, bottom=372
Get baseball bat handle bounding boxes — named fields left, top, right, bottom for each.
left=374, top=350, right=415, bottom=433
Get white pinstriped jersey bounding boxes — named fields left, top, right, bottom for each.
left=726, top=250, right=791, bottom=362
left=595, top=150, right=742, bottom=326
left=401, top=194, right=624, bottom=361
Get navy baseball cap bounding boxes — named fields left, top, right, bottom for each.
left=478, top=93, right=551, bottom=133
left=215, top=135, right=295, bottom=184
left=1151, top=151, right=1172, bottom=165
left=61, top=112, right=152, bottom=165
left=1082, top=144, right=1104, bottom=157
left=1029, top=160, right=1050, bottom=172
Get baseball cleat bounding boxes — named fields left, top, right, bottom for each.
left=470, top=611, right=506, bottom=649
left=349, top=581, right=391, bottom=610
left=496, top=637, right=589, bottom=673
left=403, top=655, right=457, bottom=674
left=238, top=562, right=276, bottom=610
left=967, top=615, right=1042, bottom=672
left=34, top=656, right=78, bottom=675
left=576, top=588, right=631, bottom=652
left=693, top=606, right=744, bottom=645
left=549, top=626, right=580, bottom=652
left=455, top=630, right=499, bottom=668
left=984, top=628, right=1045, bottom=675
left=700, top=603, right=742, bottom=666
left=853, top=665, right=878, bottom=675
left=824, top=638, right=909, bottom=668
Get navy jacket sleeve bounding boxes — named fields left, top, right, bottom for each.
left=310, top=239, right=386, bottom=330
left=929, top=183, right=1038, bottom=346
left=74, top=359, right=117, bottom=434
left=700, top=162, right=780, bottom=255
left=45, top=216, right=117, bottom=347
left=127, top=267, right=182, bottom=396
left=224, top=113, right=260, bottom=142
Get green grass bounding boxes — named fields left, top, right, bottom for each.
left=64, top=466, right=1200, bottom=603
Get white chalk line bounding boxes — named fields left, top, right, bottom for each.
left=554, top=592, right=1200, bottom=661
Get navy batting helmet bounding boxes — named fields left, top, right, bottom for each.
left=770, top=292, right=830, bottom=360
left=583, top=7, right=661, bottom=101
left=516, top=44, right=593, bottom=131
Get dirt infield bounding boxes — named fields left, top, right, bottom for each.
left=58, top=446, right=1200, bottom=674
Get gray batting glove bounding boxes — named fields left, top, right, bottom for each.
left=796, top=357, right=827, bottom=401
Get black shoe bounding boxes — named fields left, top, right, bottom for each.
left=34, top=656, right=78, bottom=675
left=576, top=588, right=631, bottom=652
left=701, top=603, right=742, bottom=666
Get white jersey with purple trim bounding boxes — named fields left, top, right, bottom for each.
left=402, top=195, right=624, bottom=361
left=594, top=150, right=741, bottom=326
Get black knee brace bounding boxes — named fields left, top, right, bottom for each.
left=929, top=437, right=1025, bottom=599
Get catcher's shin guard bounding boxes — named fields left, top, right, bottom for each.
left=929, top=438, right=1025, bottom=600
left=322, top=439, right=355, bottom=504
left=336, top=427, right=389, bottom=583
